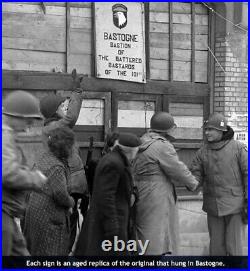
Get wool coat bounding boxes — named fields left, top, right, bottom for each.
left=74, top=146, right=134, bottom=256
left=42, top=89, right=87, bottom=195
left=190, top=127, right=248, bottom=216
left=133, top=132, right=198, bottom=255
left=24, top=151, right=74, bottom=256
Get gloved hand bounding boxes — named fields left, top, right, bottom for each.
left=71, top=69, right=83, bottom=89
left=242, top=198, right=248, bottom=225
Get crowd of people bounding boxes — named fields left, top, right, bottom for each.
left=2, top=71, right=247, bottom=257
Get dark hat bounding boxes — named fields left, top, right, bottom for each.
left=118, top=133, right=141, bottom=147
left=40, top=94, right=66, bottom=119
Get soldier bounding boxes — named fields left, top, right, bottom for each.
left=133, top=112, right=199, bottom=255
left=39, top=70, right=88, bottom=252
left=190, top=113, right=248, bottom=255
left=2, top=91, right=47, bottom=256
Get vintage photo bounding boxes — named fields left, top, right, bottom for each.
left=2, top=2, right=248, bottom=268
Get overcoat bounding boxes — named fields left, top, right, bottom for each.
left=42, top=89, right=87, bottom=195
left=74, top=146, right=134, bottom=256
left=133, top=132, right=198, bottom=255
left=24, top=151, right=74, bottom=255
left=190, top=127, right=248, bottom=216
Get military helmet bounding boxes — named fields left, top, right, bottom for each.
left=3, top=90, right=43, bottom=119
left=40, top=94, right=66, bottom=119
left=150, top=112, right=177, bottom=132
left=204, top=113, right=227, bottom=132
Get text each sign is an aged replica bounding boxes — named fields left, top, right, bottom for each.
left=95, top=2, right=146, bottom=83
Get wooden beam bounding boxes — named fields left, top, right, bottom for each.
left=169, top=2, right=173, bottom=81
left=191, top=3, right=196, bottom=82
left=66, top=2, right=70, bottom=73
left=2, top=70, right=209, bottom=96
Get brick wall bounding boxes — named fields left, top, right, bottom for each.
left=213, top=31, right=248, bottom=143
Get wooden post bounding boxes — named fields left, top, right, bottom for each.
left=191, top=3, right=196, bottom=82
left=66, top=2, right=70, bottom=73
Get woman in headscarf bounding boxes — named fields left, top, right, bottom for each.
left=24, top=126, right=75, bottom=255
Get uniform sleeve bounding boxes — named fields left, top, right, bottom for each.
left=238, top=143, right=248, bottom=199
left=190, top=147, right=205, bottom=186
left=2, top=129, right=43, bottom=190
left=58, top=88, right=83, bottom=128
left=50, top=166, right=75, bottom=208
left=96, top=162, right=120, bottom=238
left=158, top=141, right=198, bottom=191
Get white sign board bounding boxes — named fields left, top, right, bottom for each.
left=234, top=131, right=248, bottom=147
left=95, top=2, right=146, bottom=83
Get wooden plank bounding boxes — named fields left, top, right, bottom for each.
left=173, top=61, right=191, bottom=72
left=2, top=70, right=210, bottom=96
left=173, top=49, right=191, bottom=61
left=150, top=22, right=169, bottom=33
left=173, top=14, right=191, bottom=24
left=174, top=127, right=203, bottom=140
left=170, top=102, right=203, bottom=110
left=195, top=50, right=208, bottom=61
left=150, top=69, right=169, bottom=81
left=3, top=24, right=65, bottom=40
left=195, top=71, right=208, bottom=83
left=3, top=48, right=65, bottom=72
left=173, top=72, right=190, bottom=82
left=149, top=12, right=169, bottom=23
left=2, top=37, right=65, bottom=52
left=195, top=14, right=209, bottom=26
left=150, top=59, right=168, bottom=70
left=118, top=100, right=155, bottom=111
left=70, top=40, right=91, bottom=55
left=2, top=12, right=66, bottom=27
left=169, top=3, right=173, bottom=81
left=70, top=17, right=91, bottom=29
left=145, top=3, right=150, bottom=80
left=67, top=54, right=92, bottom=75
left=173, top=24, right=191, bottom=34
left=70, top=29, right=92, bottom=43
left=66, top=2, right=70, bottom=73
left=3, top=49, right=65, bottom=64
left=172, top=2, right=191, bottom=13
left=174, top=116, right=203, bottom=127
left=3, top=3, right=66, bottom=16
left=195, top=62, right=208, bottom=72
left=3, top=61, right=65, bottom=73
left=150, top=47, right=169, bottom=60
left=195, top=25, right=208, bottom=35
left=170, top=108, right=203, bottom=117
left=70, top=6, right=91, bottom=18
left=149, top=33, right=169, bottom=48
left=195, top=3, right=208, bottom=15
left=191, top=3, right=196, bottom=82
left=195, top=35, right=208, bottom=50
left=173, top=33, right=191, bottom=49
left=149, top=2, right=169, bottom=12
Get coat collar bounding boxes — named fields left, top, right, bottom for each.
left=112, top=145, right=130, bottom=167
left=207, top=139, right=231, bottom=150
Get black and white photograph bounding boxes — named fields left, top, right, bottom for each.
left=2, top=2, right=248, bottom=268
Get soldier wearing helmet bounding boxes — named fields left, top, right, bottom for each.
left=191, top=113, right=248, bottom=255
left=133, top=111, right=199, bottom=255
left=39, top=69, right=88, bottom=252
left=2, top=90, right=48, bottom=256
